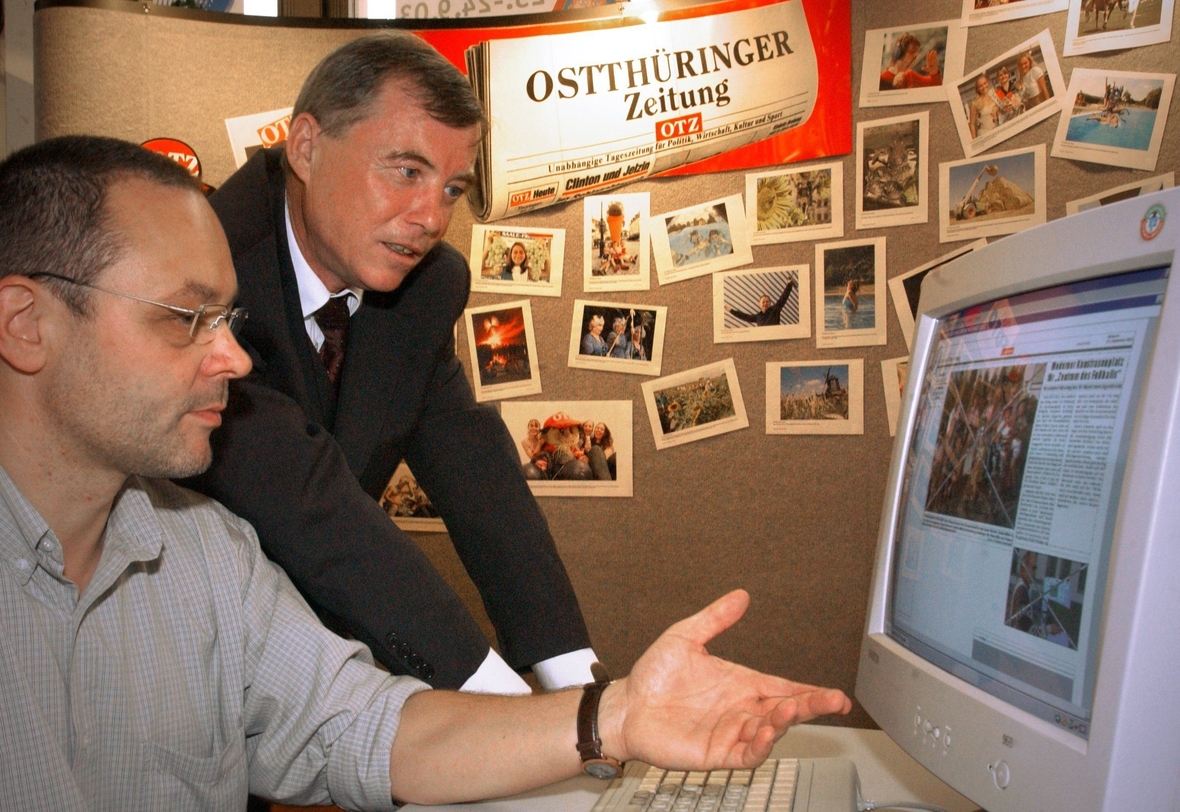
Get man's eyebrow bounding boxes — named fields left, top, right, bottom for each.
left=180, top=280, right=239, bottom=304
left=385, top=150, right=477, bottom=186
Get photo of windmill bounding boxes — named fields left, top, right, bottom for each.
left=780, top=365, right=850, bottom=421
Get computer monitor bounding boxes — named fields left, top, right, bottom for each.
left=855, top=188, right=1180, bottom=812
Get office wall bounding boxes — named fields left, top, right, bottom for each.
left=36, top=0, right=1180, bottom=727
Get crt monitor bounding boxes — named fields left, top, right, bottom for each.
left=855, top=187, right=1180, bottom=812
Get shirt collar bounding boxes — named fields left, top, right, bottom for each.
left=284, top=193, right=362, bottom=320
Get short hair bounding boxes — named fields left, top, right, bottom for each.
left=588, top=314, right=604, bottom=329
left=293, top=32, right=485, bottom=140
left=0, top=135, right=199, bottom=314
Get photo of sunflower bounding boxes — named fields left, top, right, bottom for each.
left=755, top=169, right=833, bottom=232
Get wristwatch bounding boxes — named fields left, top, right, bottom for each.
left=576, top=679, right=623, bottom=779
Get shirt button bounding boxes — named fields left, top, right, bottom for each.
left=17, top=559, right=30, bottom=570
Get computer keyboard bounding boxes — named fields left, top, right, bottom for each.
left=589, top=757, right=860, bottom=812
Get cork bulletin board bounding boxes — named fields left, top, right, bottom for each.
left=35, top=0, right=1180, bottom=728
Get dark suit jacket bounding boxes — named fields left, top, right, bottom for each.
left=185, top=148, right=590, bottom=688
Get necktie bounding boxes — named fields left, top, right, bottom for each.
left=314, top=296, right=351, bottom=389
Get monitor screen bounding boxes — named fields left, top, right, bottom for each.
left=887, top=266, right=1168, bottom=740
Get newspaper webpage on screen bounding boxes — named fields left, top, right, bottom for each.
left=889, top=267, right=1168, bottom=737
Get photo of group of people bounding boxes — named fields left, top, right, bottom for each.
left=1005, top=546, right=1087, bottom=650
left=379, top=462, right=445, bottom=533
left=651, top=194, right=753, bottom=283
left=951, top=32, right=1064, bottom=156
left=925, top=364, right=1044, bottom=529
left=766, top=360, right=865, bottom=435
left=1052, top=68, right=1175, bottom=170
left=500, top=401, right=632, bottom=497
left=745, top=164, right=844, bottom=245
left=568, top=301, right=665, bottom=375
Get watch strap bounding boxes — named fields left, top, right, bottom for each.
left=577, top=680, right=623, bottom=778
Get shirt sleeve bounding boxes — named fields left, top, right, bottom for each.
left=222, top=508, right=432, bottom=810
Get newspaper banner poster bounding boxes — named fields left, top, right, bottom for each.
left=458, top=0, right=850, bottom=220
left=225, top=108, right=293, bottom=169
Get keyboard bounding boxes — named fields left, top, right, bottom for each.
left=589, top=758, right=859, bottom=812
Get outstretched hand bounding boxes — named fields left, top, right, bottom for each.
left=598, top=589, right=851, bottom=771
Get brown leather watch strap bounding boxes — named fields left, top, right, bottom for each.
left=576, top=681, right=623, bottom=778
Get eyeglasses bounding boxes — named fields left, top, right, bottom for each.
left=30, top=272, right=247, bottom=343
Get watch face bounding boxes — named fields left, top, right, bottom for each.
left=583, top=759, right=622, bottom=780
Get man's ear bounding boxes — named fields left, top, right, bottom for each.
left=0, top=277, right=51, bottom=374
left=285, top=113, right=323, bottom=184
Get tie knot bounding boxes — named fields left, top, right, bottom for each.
left=314, top=296, right=351, bottom=332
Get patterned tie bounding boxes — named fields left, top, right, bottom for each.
left=313, top=296, right=351, bottom=389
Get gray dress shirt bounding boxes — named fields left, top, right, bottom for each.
left=0, top=465, right=429, bottom=811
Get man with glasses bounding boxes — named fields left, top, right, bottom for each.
left=0, top=134, right=850, bottom=810
left=189, top=31, right=596, bottom=696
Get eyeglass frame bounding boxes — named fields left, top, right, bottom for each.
left=28, top=271, right=248, bottom=342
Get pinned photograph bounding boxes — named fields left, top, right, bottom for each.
left=815, top=237, right=887, bottom=349
left=713, top=266, right=811, bottom=344
left=939, top=145, right=1046, bottom=243
left=947, top=31, right=1065, bottom=157
left=641, top=359, right=749, bottom=450
left=1005, top=547, right=1088, bottom=650
left=766, top=360, right=864, bottom=435
left=925, top=363, right=1044, bottom=529
left=856, top=112, right=929, bottom=230
left=859, top=21, right=967, bottom=107
left=1051, top=69, right=1175, bottom=171
left=888, top=239, right=988, bottom=349
left=225, top=107, right=292, bottom=169
left=1064, top=0, right=1175, bottom=56
left=584, top=194, right=650, bottom=292
left=469, top=225, right=565, bottom=297
left=463, top=300, right=542, bottom=402
left=651, top=195, right=753, bottom=284
left=1066, top=172, right=1174, bottom=215
left=500, top=400, right=633, bottom=498
left=881, top=356, right=910, bottom=437
left=567, top=300, right=666, bottom=376
left=745, top=163, right=843, bottom=245
left=379, top=462, right=446, bottom=533
left=961, top=0, right=1068, bottom=27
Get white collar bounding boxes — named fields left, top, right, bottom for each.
left=284, top=194, right=362, bottom=320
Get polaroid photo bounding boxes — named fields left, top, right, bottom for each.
left=713, top=265, right=811, bottom=344
left=379, top=461, right=446, bottom=533
left=939, top=145, right=1046, bottom=243
left=766, top=360, right=864, bottom=435
left=225, top=107, right=292, bottom=169
left=1051, top=69, right=1176, bottom=171
left=881, top=356, right=910, bottom=437
left=961, top=0, right=1068, bottom=27
left=1064, top=0, right=1175, bottom=55
left=815, top=237, right=887, bottom=349
left=568, top=300, right=667, bottom=376
left=651, top=195, right=753, bottom=284
left=1066, top=172, right=1175, bottom=215
left=859, top=20, right=967, bottom=108
left=856, top=111, right=929, bottom=230
left=463, top=300, right=542, bottom=402
left=583, top=193, right=650, bottom=293
left=469, top=225, right=565, bottom=297
left=888, top=239, right=988, bottom=350
left=745, top=163, right=844, bottom=245
left=500, top=400, right=633, bottom=498
left=641, top=358, right=749, bottom=450
left=948, top=30, right=1066, bottom=158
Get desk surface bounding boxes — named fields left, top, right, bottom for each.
left=400, top=724, right=982, bottom=812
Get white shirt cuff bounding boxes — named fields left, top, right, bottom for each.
left=460, top=648, right=532, bottom=695
left=531, top=648, right=600, bottom=691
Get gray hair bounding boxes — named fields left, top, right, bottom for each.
left=0, top=135, right=199, bottom=314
